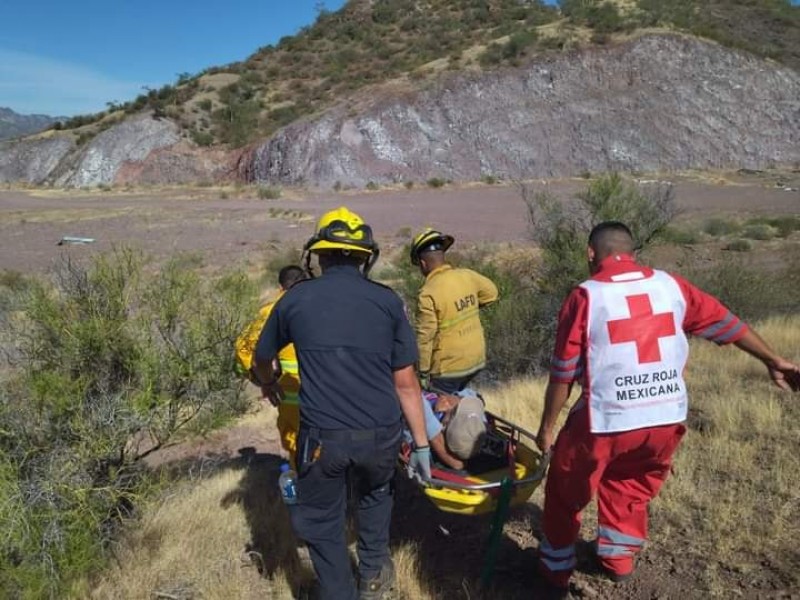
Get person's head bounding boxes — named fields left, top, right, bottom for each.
left=445, top=394, right=487, bottom=461
left=587, top=221, right=635, bottom=274
left=278, top=265, right=307, bottom=291
left=409, top=228, right=454, bottom=276
left=303, top=206, right=379, bottom=275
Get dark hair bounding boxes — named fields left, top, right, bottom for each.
left=588, top=221, right=634, bottom=247
left=278, top=265, right=307, bottom=290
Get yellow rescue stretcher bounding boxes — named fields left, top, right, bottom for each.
left=400, top=412, right=550, bottom=516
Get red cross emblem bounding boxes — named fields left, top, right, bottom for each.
left=607, top=294, right=676, bottom=364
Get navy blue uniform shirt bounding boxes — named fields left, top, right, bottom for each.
left=255, top=264, right=418, bottom=430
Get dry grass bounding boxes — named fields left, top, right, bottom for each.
left=652, top=316, right=800, bottom=591
left=89, top=317, right=800, bottom=598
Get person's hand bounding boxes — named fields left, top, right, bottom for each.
left=408, top=446, right=432, bottom=483
left=419, top=372, right=430, bottom=390
left=260, top=381, right=284, bottom=407
left=536, top=426, right=554, bottom=455
left=767, top=357, right=800, bottom=392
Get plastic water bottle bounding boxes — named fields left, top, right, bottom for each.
left=278, top=462, right=298, bottom=505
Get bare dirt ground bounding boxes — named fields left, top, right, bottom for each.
left=8, top=172, right=800, bottom=599
left=1, top=171, right=798, bottom=274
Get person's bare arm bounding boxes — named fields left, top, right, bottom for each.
left=430, top=432, right=464, bottom=470
left=734, top=329, right=800, bottom=392
left=536, top=381, right=572, bottom=452
left=394, top=365, right=429, bottom=448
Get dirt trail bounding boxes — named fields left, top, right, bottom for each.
left=2, top=174, right=798, bottom=274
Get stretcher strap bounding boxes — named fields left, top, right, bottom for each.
left=429, top=468, right=474, bottom=486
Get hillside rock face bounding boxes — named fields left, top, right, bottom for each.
left=1, top=34, right=798, bottom=187
left=0, top=136, right=74, bottom=183
left=244, top=34, right=800, bottom=186
left=0, top=113, right=197, bottom=187
left=53, top=115, right=182, bottom=187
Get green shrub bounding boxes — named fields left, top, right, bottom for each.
left=561, top=0, right=626, bottom=34
left=191, top=129, right=214, bottom=147
left=703, top=217, right=740, bottom=237
left=427, top=177, right=447, bottom=188
left=744, top=215, right=800, bottom=238
left=404, top=181, right=414, bottom=190
left=257, top=185, right=283, bottom=200
left=658, top=225, right=702, bottom=245
left=523, top=173, right=678, bottom=301
left=686, top=252, right=800, bottom=321
left=724, top=239, right=753, bottom=252
left=481, top=174, right=500, bottom=185
left=0, top=250, right=255, bottom=596
left=741, top=223, right=775, bottom=241
left=366, top=181, right=379, bottom=191
left=772, top=215, right=800, bottom=238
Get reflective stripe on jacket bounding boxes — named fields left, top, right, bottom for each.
left=416, top=264, right=498, bottom=378
left=235, top=291, right=300, bottom=405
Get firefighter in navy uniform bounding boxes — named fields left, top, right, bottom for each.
left=254, top=207, right=430, bottom=600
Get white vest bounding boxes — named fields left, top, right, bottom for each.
left=581, top=269, right=689, bottom=433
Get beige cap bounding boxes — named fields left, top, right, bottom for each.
left=445, top=394, right=487, bottom=460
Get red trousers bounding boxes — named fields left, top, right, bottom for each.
left=538, top=410, right=686, bottom=588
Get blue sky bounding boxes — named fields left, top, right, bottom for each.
left=1, top=0, right=348, bottom=116
left=2, top=0, right=796, bottom=117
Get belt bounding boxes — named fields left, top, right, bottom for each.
left=304, top=421, right=401, bottom=442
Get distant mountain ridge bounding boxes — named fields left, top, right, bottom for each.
left=0, top=107, right=63, bottom=141
left=0, top=1, right=798, bottom=187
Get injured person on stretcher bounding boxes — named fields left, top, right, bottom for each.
left=404, top=389, right=488, bottom=470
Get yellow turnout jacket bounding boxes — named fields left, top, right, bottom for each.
left=235, top=291, right=300, bottom=405
left=416, top=264, right=499, bottom=378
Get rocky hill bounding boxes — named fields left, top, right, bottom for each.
left=0, top=108, right=64, bottom=141
left=0, top=0, right=798, bottom=187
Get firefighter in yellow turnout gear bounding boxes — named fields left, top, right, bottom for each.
left=410, top=228, right=499, bottom=394
left=235, top=265, right=307, bottom=465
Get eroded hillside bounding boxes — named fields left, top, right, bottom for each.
left=0, top=0, right=798, bottom=187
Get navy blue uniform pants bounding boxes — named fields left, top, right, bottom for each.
left=291, top=422, right=402, bottom=600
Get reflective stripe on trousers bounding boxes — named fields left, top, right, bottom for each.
left=597, top=525, right=645, bottom=557
left=539, top=536, right=576, bottom=572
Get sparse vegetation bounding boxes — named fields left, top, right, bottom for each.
left=723, top=238, right=753, bottom=252
left=38, top=0, right=799, bottom=149
left=658, top=224, right=702, bottom=245
left=741, top=223, right=776, bottom=241
left=0, top=251, right=256, bottom=597
left=703, top=217, right=740, bottom=237
left=257, top=185, right=282, bottom=200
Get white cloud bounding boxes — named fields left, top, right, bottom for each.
left=0, top=49, right=151, bottom=117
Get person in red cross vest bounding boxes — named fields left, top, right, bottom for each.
left=535, top=221, right=800, bottom=589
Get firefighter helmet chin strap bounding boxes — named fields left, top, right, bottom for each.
left=362, top=245, right=380, bottom=278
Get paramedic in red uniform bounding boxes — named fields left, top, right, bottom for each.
left=536, top=221, right=800, bottom=589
